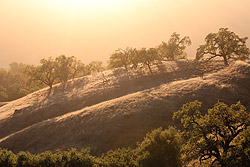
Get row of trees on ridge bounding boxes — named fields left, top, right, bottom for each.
left=0, top=58, right=104, bottom=101
left=25, top=56, right=104, bottom=89
left=108, top=28, right=250, bottom=76
left=108, top=32, right=191, bottom=74
left=1, top=28, right=250, bottom=101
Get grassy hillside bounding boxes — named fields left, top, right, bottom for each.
left=0, top=60, right=249, bottom=155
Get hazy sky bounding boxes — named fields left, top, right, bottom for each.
left=0, top=0, right=250, bottom=68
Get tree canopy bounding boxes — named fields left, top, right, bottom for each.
left=55, top=55, right=75, bottom=83
left=137, top=127, right=183, bottom=167
left=135, top=48, right=161, bottom=75
left=196, top=28, right=250, bottom=65
left=0, top=63, right=42, bottom=102
left=173, top=100, right=250, bottom=166
left=1, top=100, right=250, bottom=166
left=108, top=47, right=133, bottom=72
left=87, top=61, right=104, bottom=74
left=26, top=57, right=57, bottom=89
left=159, top=32, right=191, bottom=60
left=107, top=32, right=191, bottom=75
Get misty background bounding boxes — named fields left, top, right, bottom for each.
left=0, top=0, right=250, bottom=68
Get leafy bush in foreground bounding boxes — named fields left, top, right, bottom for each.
left=136, top=127, right=183, bottom=167
left=1, top=101, right=250, bottom=167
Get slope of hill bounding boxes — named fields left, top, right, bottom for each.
left=0, top=60, right=249, bottom=155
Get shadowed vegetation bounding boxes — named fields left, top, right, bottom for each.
left=1, top=101, right=250, bottom=167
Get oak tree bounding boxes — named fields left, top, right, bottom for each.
left=87, top=61, right=104, bottom=74
left=159, top=32, right=191, bottom=60
left=55, top=55, right=74, bottom=82
left=196, top=28, right=250, bottom=66
left=135, top=48, right=161, bottom=75
left=173, top=100, right=250, bottom=167
left=108, top=47, right=133, bottom=72
left=25, top=57, right=57, bottom=89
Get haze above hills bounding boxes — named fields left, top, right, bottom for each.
left=1, top=0, right=250, bottom=68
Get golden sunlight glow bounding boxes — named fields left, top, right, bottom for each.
left=1, top=0, right=250, bottom=68
left=48, top=0, right=133, bottom=13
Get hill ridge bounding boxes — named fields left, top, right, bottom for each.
left=0, top=60, right=249, bottom=154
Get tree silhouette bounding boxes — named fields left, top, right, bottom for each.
left=87, top=61, right=104, bottom=74
left=136, top=48, right=161, bottom=75
left=70, top=57, right=85, bottom=79
left=55, top=55, right=74, bottom=83
left=159, top=32, right=191, bottom=60
left=108, top=47, right=133, bottom=72
left=25, top=57, right=57, bottom=89
left=196, top=28, right=250, bottom=66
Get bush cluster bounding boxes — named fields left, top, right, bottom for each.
left=0, top=127, right=183, bottom=167
left=1, top=101, right=250, bottom=167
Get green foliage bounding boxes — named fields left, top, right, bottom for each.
left=87, top=61, right=105, bottom=74
left=0, top=148, right=16, bottom=167
left=16, top=151, right=36, bottom=167
left=138, top=48, right=161, bottom=75
left=174, top=101, right=250, bottom=167
left=36, top=150, right=61, bottom=167
left=0, top=127, right=184, bottom=167
left=1, top=100, right=250, bottom=167
left=55, top=55, right=75, bottom=83
left=63, top=148, right=95, bottom=167
left=0, top=85, right=8, bottom=101
left=101, top=148, right=138, bottom=167
left=129, top=47, right=161, bottom=75
left=108, top=33, right=191, bottom=75
left=70, top=57, right=86, bottom=79
left=108, top=48, right=134, bottom=71
left=0, top=56, right=104, bottom=102
left=137, top=127, right=184, bottom=167
left=0, top=148, right=97, bottom=167
left=54, top=55, right=86, bottom=82
left=0, top=63, right=43, bottom=102
left=196, top=28, right=250, bottom=66
left=25, top=57, right=57, bottom=89
left=158, top=32, right=191, bottom=60
left=25, top=56, right=100, bottom=90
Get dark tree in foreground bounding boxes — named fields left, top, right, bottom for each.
left=173, top=100, right=250, bottom=167
left=196, top=28, right=250, bottom=66
left=159, top=32, right=191, bottom=60
left=137, top=127, right=183, bottom=167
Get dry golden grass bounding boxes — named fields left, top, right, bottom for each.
left=0, top=60, right=249, bottom=155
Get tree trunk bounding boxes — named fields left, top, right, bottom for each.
left=124, top=64, right=128, bottom=72
left=171, top=54, right=174, bottom=60
left=49, top=84, right=53, bottom=89
left=147, top=64, right=153, bottom=75
left=124, top=64, right=130, bottom=78
left=223, top=56, right=229, bottom=66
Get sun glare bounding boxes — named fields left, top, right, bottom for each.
left=48, top=0, right=133, bottom=13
